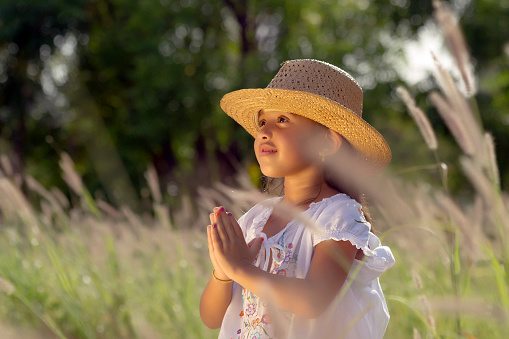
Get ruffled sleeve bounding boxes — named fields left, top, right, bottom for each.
left=311, top=198, right=373, bottom=255
left=237, top=197, right=281, bottom=243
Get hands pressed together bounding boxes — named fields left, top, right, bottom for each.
left=207, top=206, right=263, bottom=281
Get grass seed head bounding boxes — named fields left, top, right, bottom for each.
left=0, top=277, right=15, bottom=295
left=433, top=0, right=476, bottom=97
left=396, top=86, right=438, bottom=150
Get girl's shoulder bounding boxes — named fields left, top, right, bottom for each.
left=310, top=193, right=371, bottom=248
left=310, top=193, right=363, bottom=216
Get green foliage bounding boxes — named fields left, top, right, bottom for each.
left=1, top=0, right=508, bottom=204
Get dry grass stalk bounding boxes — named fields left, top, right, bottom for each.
left=413, top=328, right=422, bottom=339
left=411, top=269, right=423, bottom=291
left=430, top=53, right=483, bottom=152
left=25, top=175, right=66, bottom=218
left=429, top=90, right=475, bottom=155
left=418, top=294, right=436, bottom=333
left=460, top=157, right=496, bottom=207
left=0, top=154, right=13, bottom=177
left=435, top=192, right=485, bottom=260
left=483, top=132, right=500, bottom=187
left=396, top=86, right=438, bottom=150
left=173, top=194, right=195, bottom=229
left=212, top=180, right=266, bottom=216
left=460, top=157, right=509, bottom=236
left=120, top=206, right=143, bottom=237
left=154, top=204, right=172, bottom=229
left=412, top=183, right=443, bottom=225
left=432, top=0, right=476, bottom=97
left=50, top=187, right=70, bottom=209
left=59, top=152, right=84, bottom=196
left=143, top=165, right=172, bottom=228
left=366, top=176, right=422, bottom=230
left=145, top=165, right=162, bottom=203
left=214, top=178, right=327, bottom=235
left=96, top=199, right=123, bottom=219
left=429, top=297, right=508, bottom=322
left=0, top=277, right=15, bottom=295
left=0, top=155, right=21, bottom=188
left=0, top=178, right=39, bottom=231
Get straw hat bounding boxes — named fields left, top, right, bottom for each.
left=220, top=59, right=391, bottom=175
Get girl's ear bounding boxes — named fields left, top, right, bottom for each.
left=320, top=130, right=343, bottom=156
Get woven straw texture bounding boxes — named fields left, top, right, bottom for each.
left=220, top=59, right=391, bottom=175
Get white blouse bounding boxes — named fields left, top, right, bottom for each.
left=218, top=193, right=395, bottom=339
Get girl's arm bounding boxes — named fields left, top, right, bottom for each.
left=199, top=225, right=234, bottom=329
left=199, top=273, right=234, bottom=329
left=235, top=239, right=357, bottom=318
left=211, top=208, right=358, bottom=319
left=200, top=210, right=264, bottom=328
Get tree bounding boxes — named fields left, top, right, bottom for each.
left=0, top=0, right=507, bottom=208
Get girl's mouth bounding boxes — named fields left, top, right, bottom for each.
left=259, top=146, right=277, bottom=157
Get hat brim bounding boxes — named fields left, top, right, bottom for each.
left=220, top=88, right=391, bottom=176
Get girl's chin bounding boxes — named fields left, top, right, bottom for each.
left=260, top=168, right=284, bottom=178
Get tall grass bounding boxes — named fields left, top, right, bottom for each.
left=385, top=1, right=509, bottom=337
left=0, top=1, right=508, bottom=338
left=0, top=156, right=217, bottom=339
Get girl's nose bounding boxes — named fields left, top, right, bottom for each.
left=257, top=124, right=273, bottom=140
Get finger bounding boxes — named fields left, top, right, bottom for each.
left=227, top=212, right=244, bottom=239
left=209, top=209, right=218, bottom=226
left=207, top=225, right=214, bottom=253
left=210, top=206, right=223, bottom=223
left=221, top=209, right=237, bottom=240
left=214, top=207, right=231, bottom=244
left=209, top=212, right=221, bottom=243
left=210, top=224, right=223, bottom=253
left=247, top=238, right=256, bottom=248
left=209, top=207, right=228, bottom=243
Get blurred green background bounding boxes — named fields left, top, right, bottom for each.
left=1, top=0, right=508, bottom=208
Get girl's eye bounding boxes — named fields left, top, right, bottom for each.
left=258, top=120, right=266, bottom=127
left=278, top=117, right=289, bottom=123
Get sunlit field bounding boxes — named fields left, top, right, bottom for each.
left=0, top=131, right=508, bottom=339
left=1, top=2, right=508, bottom=339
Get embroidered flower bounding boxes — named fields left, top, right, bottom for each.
left=239, top=310, right=244, bottom=317
left=245, top=303, right=256, bottom=317
left=237, top=329, right=241, bottom=334
left=289, top=243, right=293, bottom=249
left=283, top=249, right=293, bottom=264
left=252, top=318, right=260, bottom=326
left=250, top=331, right=262, bottom=339
left=261, top=314, right=272, bottom=324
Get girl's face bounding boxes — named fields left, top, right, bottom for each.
left=254, top=109, right=324, bottom=179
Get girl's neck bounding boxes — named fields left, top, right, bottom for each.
left=282, top=176, right=338, bottom=208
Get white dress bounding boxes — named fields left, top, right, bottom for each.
left=218, top=193, right=395, bottom=339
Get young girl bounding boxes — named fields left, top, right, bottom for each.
left=200, top=59, right=395, bottom=339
